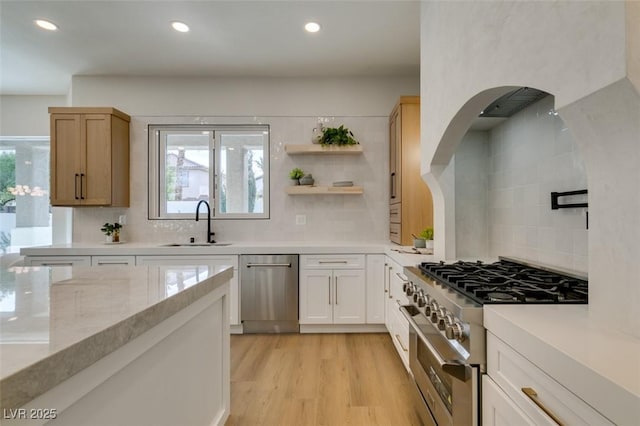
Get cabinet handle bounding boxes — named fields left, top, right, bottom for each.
left=390, top=172, right=396, bottom=199
left=246, top=263, right=291, bottom=268
left=521, top=387, right=565, bottom=426
left=96, top=262, right=129, bottom=265
left=394, top=334, right=408, bottom=352
left=80, top=173, right=85, bottom=199
left=74, top=174, right=80, bottom=200
left=328, top=276, right=331, bottom=305
left=335, top=276, right=338, bottom=305
left=319, top=260, right=348, bottom=264
left=388, top=266, right=393, bottom=298
left=42, top=262, right=74, bottom=266
left=384, top=264, right=389, bottom=293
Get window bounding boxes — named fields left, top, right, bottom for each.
left=0, top=137, right=52, bottom=254
left=149, top=125, right=269, bottom=219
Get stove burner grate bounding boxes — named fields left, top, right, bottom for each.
left=418, top=260, right=588, bottom=305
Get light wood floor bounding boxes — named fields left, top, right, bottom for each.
left=226, top=333, right=425, bottom=426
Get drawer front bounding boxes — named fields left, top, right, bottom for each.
left=25, top=256, right=91, bottom=266
left=91, top=256, right=136, bottom=266
left=136, top=255, right=238, bottom=268
left=487, top=332, right=614, bottom=426
left=388, top=299, right=410, bottom=372
left=301, top=254, right=365, bottom=269
left=389, top=223, right=401, bottom=244
left=483, top=375, right=535, bottom=426
left=389, top=202, right=401, bottom=223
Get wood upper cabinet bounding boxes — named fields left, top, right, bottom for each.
left=389, top=96, right=433, bottom=245
left=49, top=107, right=130, bottom=206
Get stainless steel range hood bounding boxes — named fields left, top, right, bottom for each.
left=479, top=87, right=549, bottom=118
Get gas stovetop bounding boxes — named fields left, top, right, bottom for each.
left=418, top=258, right=588, bottom=305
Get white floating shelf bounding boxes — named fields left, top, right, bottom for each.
left=285, top=185, right=364, bottom=195
left=284, top=144, right=363, bottom=155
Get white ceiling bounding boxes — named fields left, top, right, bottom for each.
left=0, top=0, right=421, bottom=95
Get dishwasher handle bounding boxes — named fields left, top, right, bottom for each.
left=245, top=263, right=292, bottom=268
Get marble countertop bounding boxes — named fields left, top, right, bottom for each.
left=19, top=241, right=437, bottom=266
left=484, top=305, right=640, bottom=425
left=0, top=264, right=234, bottom=411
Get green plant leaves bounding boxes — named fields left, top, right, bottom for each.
left=319, top=125, right=359, bottom=146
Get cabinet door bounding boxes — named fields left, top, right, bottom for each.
left=299, top=269, right=333, bottom=324
left=135, top=255, right=239, bottom=325
left=365, top=254, right=385, bottom=324
left=81, top=114, right=112, bottom=205
left=333, top=269, right=365, bottom=324
left=50, top=114, right=82, bottom=205
left=483, top=375, right=535, bottom=426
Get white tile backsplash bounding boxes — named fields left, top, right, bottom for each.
left=455, top=96, right=588, bottom=272
left=72, top=115, right=389, bottom=244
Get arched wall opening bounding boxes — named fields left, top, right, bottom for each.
left=424, top=87, right=589, bottom=274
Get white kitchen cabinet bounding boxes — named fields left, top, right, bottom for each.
left=485, top=332, right=614, bottom=426
left=365, top=254, right=385, bottom=324
left=91, top=255, right=136, bottom=266
left=135, top=255, right=240, bottom=327
left=384, top=256, right=410, bottom=372
left=483, top=375, right=535, bottom=426
left=299, top=255, right=366, bottom=325
left=24, top=256, right=91, bottom=266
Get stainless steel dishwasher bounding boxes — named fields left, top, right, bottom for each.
left=240, top=254, right=299, bottom=333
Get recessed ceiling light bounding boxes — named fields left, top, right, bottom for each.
left=171, top=21, right=190, bottom=33
left=305, top=22, right=321, bottom=33
left=35, top=19, right=58, bottom=31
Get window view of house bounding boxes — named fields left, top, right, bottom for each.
left=0, top=137, right=52, bottom=255
left=150, top=125, right=269, bottom=220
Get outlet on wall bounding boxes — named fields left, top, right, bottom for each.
left=295, top=215, right=306, bottom=225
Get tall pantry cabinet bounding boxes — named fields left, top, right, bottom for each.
left=389, top=96, right=433, bottom=245
left=49, top=107, right=130, bottom=207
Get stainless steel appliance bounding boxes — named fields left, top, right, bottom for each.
left=400, top=256, right=588, bottom=425
left=240, top=254, right=299, bottom=333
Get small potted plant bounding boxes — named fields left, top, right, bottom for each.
left=101, top=222, right=123, bottom=243
left=289, top=167, right=304, bottom=185
left=319, top=125, right=359, bottom=146
left=420, top=227, right=434, bottom=250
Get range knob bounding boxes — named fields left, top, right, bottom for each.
left=415, top=290, right=426, bottom=307
left=425, top=300, right=439, bottom=316
left=445, top=322, right=469, bottom=342
left=405, top=282, right=415, bottom=297
left=431, top=307, right=446, bottom=324
left=437, top=313, right=455, bottom=331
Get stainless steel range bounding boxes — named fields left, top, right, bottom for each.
left=399, top=256, right=588, bottom=426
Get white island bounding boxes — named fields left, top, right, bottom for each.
left=0, top=263, right=233, bottom=426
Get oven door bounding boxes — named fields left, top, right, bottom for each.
left=401, top=306, right=479, bottom=426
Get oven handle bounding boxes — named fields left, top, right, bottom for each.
left=400, top=305, right=471, bottom=382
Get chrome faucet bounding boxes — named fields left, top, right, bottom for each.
left=195, top=200, right=216, bottom=243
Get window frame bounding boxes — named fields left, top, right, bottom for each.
left=148, top=124, right=270, bottom=220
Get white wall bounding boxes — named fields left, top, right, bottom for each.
left=455, top=97, right=588, bottom=272
left=68, top=75, right=419, bottom=243
left=454, top=131, right=489, bottom=260
left=420, top=1, right=639, bottom=337
left=71, top=76, right=419, bottom=116
left=0, top=95, right=67, bottom=136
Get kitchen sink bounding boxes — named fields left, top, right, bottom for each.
left=160, top=242, right=232, bottom=247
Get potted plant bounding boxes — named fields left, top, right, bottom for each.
left=289, top=167, right=304, bottom=185
left=101, top=222, right=123, bottom=243
left=318, top=125, right=359, bottom=146
left=420, top=227, right=434, bottom=250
